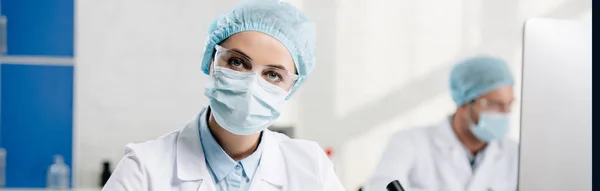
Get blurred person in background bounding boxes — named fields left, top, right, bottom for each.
left=364, top=56, right=518, bottom=191
left=102, top=0, right=344, bottom=190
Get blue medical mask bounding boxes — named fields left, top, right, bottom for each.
left=469, top=111, right=510, bottom=142
left=205, top=66, right=287, bottom=135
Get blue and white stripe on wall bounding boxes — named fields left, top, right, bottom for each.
left=0, top=0, right=74, bottom=188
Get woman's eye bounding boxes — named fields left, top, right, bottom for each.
left=228, top=58, right=244, bottom=67
left=266, top=71, right=282, bottom=81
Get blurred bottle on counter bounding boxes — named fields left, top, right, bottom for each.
left=100, top=160, right=112, bottom=187
left=47, top=155, right=70, bottom=190
left=0, top=148, right=5, bottom=188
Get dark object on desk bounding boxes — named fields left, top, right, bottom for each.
left=387, top=180, right=405, bottom=191
left=100, top=160, right=112, bottom=187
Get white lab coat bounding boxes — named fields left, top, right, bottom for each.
left=364, top=117, right=518, bottom=191
left=103, top=107, right=345, bottom=191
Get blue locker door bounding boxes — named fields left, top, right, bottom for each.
left=2, top=0, right=74, bottom=56
left=0, top=64, right=73, bottom=187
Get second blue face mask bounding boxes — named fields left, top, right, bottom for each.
left=205, top=66, right=288, bottom=135
left=469, top=111, right=511, bottom=142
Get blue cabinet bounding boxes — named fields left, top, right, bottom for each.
left=0, top=0, right=74, bottom=188
left=2, top=0, right=74, bottom=56
left=0, top=64, right=73, bottom=188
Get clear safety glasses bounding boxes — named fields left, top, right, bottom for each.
left=472, top=98, right=513, bottom=113
left=213, top=45, right=298, bottom=91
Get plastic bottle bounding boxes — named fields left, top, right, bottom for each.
left=0, top=148, right=5, bottom=188
left=46, top=155, right=70, bottom=190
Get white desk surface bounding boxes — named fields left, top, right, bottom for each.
left=0, top=189, right=100, bottom=191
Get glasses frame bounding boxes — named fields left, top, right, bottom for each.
left=213, top=44, right=299, bottom=91
left=471, top=98, right=513, bottom=113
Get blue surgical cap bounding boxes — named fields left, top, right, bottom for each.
left=450, top=56, right=515, bottom=106
left=200, top=0, right=316, bottom=98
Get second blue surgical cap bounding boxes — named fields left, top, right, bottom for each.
left=200, top=0, right=316, bottom=97
left=450, top=56, right=515, bottom=106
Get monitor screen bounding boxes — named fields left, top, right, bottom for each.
left=518, top=18, right=591, bottom=190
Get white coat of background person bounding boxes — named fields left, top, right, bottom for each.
left=364, top=56, right=519, bottom=191
left=102, top=1, right=345, bottom=190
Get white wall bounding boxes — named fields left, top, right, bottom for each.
left=75, top=0, right=591, bottom=189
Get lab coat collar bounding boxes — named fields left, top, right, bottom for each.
left=255, top=129, right=288, bottom=187
left=176, top=107, right=212, bottom=181
left=432, top=115, right=464, bottom=150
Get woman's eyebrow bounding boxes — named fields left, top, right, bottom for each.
left=230, top=48, right=252, bottom=60
left=230, top=48, right=293, bottom=72
left=266, top=64, right=287, bottom=71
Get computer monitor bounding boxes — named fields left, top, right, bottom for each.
left=518, top=18, right=591, bottom=190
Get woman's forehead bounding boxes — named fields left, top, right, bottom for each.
left=220, top=31, right=296, bottom=73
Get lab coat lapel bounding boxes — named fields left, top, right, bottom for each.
left=432, top=118, right=472, bottom=191
left=175, top=108, right=217, bottom=191
left=466, top=142, right=503, bottom=191
left=178, top=180, right=211, bottom=191
left=249, top=130, right=287, bottom=190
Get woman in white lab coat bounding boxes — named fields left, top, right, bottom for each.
left=103, top=1, right=344, bottom=190
left=364, top=56, right=519, bottom=191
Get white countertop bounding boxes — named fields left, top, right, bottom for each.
left=0, top=189, right=100, bottom=191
